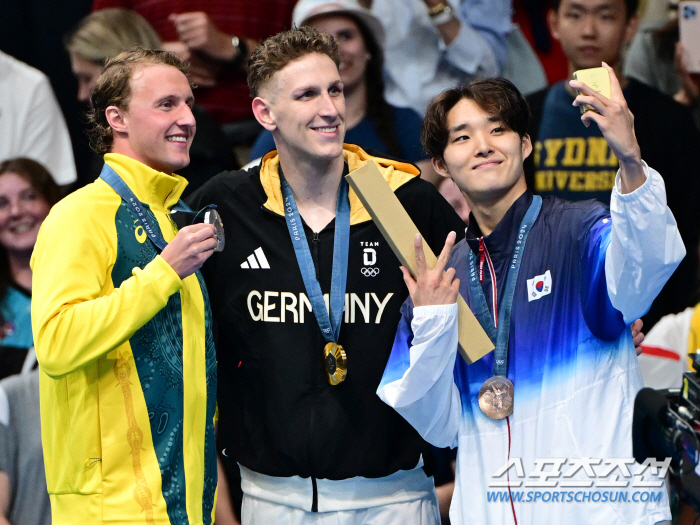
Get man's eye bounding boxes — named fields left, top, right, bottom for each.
left=453, top=135, right=469, bottom=142
left=492, top=127, right=504, bottom=134
left=330, top=86, right=343, bottom=96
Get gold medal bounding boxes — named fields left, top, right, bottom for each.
left=478, top=376, right=514, bottom=419
left=324, top=342, right=347, bottom=385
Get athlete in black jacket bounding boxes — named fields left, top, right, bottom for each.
left=188, top=27, right=464, bottom=523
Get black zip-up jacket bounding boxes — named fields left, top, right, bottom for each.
left=188, top=146, right=465, bottom=485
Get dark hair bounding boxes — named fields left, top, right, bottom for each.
left=87, top=48, right=191, bottom=154
left=551, top=0, right=639, bottom=18
left=247, top=26, right=340, bottom=98
left=0, top=158, right=60, bottom=334
left=421, top=78, right=531, bottom=160
left=348, top=14, right=402, bottom=158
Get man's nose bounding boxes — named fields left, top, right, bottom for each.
left=319, top=92, right=341, bottom=118
left=581, top=14, right=597, bottom=37
left=177, top=103, right=197, bottom=129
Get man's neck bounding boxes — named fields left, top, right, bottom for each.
left=466, top=179, right=528, bottom=237
left=344, top=81, right=368, bottom=130
left=8, top=250, right=32, bottom=291
left=564, top=60, right=628, bottom=98
left=278, top=151, right=346, bottom=232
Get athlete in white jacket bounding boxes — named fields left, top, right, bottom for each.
left=378, top=67, right=682, bottom=524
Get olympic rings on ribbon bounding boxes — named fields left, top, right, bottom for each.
left=361, top=267, right=380, bottom=277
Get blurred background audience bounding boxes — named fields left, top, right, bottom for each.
left=64, top=8, right=236, bottom=195
left=0, top=159, right=60, bottom=382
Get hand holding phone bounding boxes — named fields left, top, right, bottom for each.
left=572, top=67, right=612, bottom=114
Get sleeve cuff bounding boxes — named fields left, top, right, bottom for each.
left=413, top=303, right=459, bottom=319
left=145, top=255, right=183, bottom=297
left=612, top=160, right=656, bottom=202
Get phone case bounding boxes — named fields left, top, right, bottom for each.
left=680, top=1, right=700, bottom=73
left=573, top=67, right=612, bottom=114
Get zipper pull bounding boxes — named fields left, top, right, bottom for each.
left=478, top=238, right=485, bottom=284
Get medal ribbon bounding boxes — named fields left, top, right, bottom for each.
left=99, top=164, right=195, bottom=251
left=467, top=196, right=542, bottom=377
left=280, top=169, right=350, bottom=344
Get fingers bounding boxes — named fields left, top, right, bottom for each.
left=436, top=231, right=457, bottom=274
left=179, top=223, right=217, bottom=242
left=413, top=233, right=427, bottom=276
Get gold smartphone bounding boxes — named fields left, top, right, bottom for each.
left=572, top=67, right=612, bottom=114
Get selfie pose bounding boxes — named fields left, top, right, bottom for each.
left=378, top=70, right=680, bottom=524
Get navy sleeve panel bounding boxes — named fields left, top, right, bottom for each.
left=578, top=208, right=626, bottom=340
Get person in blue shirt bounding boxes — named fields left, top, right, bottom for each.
left=0, top=158, right=61, bottom=380
left=249, top=0, right=427, bottom=168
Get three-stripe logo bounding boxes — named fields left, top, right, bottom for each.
left=241, top=247, right=270, bottom=269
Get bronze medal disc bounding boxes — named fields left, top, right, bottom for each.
left=324, top=342, right=347, bottom=385
left=478, top=376, right=514, bottom=419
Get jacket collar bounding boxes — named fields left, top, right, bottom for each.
left=103, top=153, right=188, bottom=212
left=258, top=144, right=420, bottom=225
left=466, top=190, right=534, bottom=263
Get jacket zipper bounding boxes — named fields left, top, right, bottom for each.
left=310, top=229, right=320, bottom=511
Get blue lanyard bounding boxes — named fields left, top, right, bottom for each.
left=467, top=196, right=542, bottom=377
left=99, top=164, right=194, bottom=251
left=280, top=171, right=350, bottom=344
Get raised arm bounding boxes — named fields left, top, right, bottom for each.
left=377, top=232, right=463, bottom=448
left=572, top=63, right=685, bottom=325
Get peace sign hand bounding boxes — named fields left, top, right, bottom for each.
left=401, top=231, right=460, bottom=307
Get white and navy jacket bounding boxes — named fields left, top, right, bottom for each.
left=378, top=164, right=683, bottom=525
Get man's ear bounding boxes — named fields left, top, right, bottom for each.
left=105, top=105, right=128, bottom=134
left=547, top=8, right=561, bottom=43
left=432, top=156, right=451, bottom=179
left=624, top=15, right=640, bottom=46
left=252, top=97, right=277, bottom=132
left=521, top=133, right=533, bottom=160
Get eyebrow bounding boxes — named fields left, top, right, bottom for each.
left=449, top=116, right=501, bottom=134
left=566, top=1, right=615, bottom=11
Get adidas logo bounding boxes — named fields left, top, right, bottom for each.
left=241, top=247, right=270, bottom=269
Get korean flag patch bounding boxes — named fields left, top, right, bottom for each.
left=527, top=270, right=552, bottom=302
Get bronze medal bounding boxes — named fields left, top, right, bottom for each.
left=478, top=376, right=514, bottom=419
left=324, top=342, right=347, bottom=385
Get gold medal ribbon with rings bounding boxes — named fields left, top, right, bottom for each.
left=280, top=166, right=351, bottom=385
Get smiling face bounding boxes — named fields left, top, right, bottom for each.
left=70, top=52, right=104, bottom=103
left=0, top=172, right=51, bottom=256
left=255, top=52, right=346, bottom=164
left=306, top=15, right=370, bottom=94
left=549, top=0, right=638, bottom=72
left=108, top=63, right=196, bottom=173
left=434, top=98, right=531, bottom=206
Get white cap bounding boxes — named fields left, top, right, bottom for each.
left=292, top=0, right=386, bottom=48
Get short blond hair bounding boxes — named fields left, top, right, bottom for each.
left=247, top=26, right=339, bottom=98
left=86, top=48, right=191, bottom=154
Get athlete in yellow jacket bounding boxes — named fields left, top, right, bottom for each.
left=31, top=49, right=218, bottom=525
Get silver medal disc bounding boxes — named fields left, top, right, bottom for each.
left=478, top=375, right=514, bottom=419
left=204, top=209, right=225, bottom=252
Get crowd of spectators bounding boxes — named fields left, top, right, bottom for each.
left=1, top=0, right=699, bottom=524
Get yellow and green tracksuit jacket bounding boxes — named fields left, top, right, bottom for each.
left=31, top=153, right=217, bottom=525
